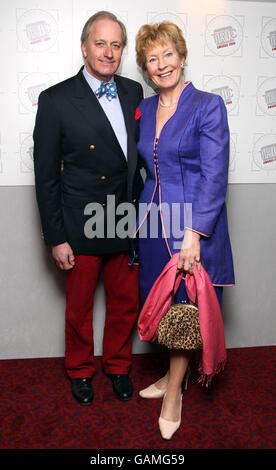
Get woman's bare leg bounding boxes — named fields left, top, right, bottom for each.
left=160, top=350, right=191, bottom=421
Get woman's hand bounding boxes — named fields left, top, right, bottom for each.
left=177, top=229, right=201, bottom=274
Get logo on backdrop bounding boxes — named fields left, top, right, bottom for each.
left=252, top=134, right=276, bottom=171
left=20, top=134, right=34, bottom=173
left=16, top=9, right=59, bottom=52
left=147, top=10, right=187, bottom=39
left=260, top=17, right=276, bottom=58
left=256, top=77, right=276, bottom=116
left=18, top=72, right=58, bottom=113
left=205, top=14, right=244, bottom=57
left=203, top=75, right=241, bottom=115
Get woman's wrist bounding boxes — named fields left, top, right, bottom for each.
left=185, top=228, right=200, bottom=241
left=191, top=231, right=200, bottom=241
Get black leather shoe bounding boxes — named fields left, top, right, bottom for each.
left=108, top=374, right=133, bottom=401
left=71, top=378, right=94, bottom=405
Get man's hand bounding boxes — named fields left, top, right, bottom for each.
left=52, top=242, right=75, bottom=270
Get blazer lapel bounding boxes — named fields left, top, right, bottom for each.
left=71, top=69, right=126, bottom=163
left=115, top=75, right=137, bottom=175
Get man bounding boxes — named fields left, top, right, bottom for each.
left=33, top=11, right=143, bottom=405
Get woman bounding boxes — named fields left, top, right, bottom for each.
left=134, top=22, right=235, bottom=440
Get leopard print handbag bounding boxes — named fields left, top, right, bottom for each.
left=157, top=301, right=203, bottom=350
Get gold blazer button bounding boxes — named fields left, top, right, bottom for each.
left=100, top=175, right=107, bottom=180
left=90, top=145, right=95, bottom=150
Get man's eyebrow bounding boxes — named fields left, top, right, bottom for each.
left=94, top=38, right=122, bottom=44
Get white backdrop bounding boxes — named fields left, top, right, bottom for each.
left=0, top=0, right=276, bottom=185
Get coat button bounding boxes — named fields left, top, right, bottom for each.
left=132, top=198, right=136, bottom=203
left=90, top=145, right=95, bottom=149
left=100, top=175, right=107, bottom=180
left=101, top=202, right=106, bottom=207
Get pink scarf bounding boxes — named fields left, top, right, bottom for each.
left=138, top=253, right=227, bottom=386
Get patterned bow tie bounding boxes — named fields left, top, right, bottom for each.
left=95, top=81, right=117, bottom=101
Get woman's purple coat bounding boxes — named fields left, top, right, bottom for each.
left=135, top=83, right=235, bottom=286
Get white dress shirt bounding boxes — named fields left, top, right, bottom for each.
left=83, top=66, right=128, bottom=159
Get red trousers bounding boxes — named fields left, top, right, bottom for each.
left=65, top=252, right=139, bottom=379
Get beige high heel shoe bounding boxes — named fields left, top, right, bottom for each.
left=158, top=392, right=183, bottom=440
left=139, top=380, right=167, bottom=399
left=139, top=366, right=191, bottom=399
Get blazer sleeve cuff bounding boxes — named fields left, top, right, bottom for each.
left=185, top=226, right=211, bottom=238
left=42, top=229, right=67, bottom=247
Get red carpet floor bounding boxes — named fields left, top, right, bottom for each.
left=0, top=346, right=275, bottom=450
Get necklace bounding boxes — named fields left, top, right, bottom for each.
left=159, top=99, right=177, bottom=107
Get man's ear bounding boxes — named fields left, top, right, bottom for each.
left=81, top=42, right=87, bottom=58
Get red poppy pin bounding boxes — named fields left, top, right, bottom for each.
left=135, top=107, right=141, bottom=120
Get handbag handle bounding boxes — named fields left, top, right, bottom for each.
left=170, top=268, right=184, bottom=301
left=171, top=266, right=198, bottom=306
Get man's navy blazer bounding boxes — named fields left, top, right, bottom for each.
left=33, top=67, right=143, bottom=255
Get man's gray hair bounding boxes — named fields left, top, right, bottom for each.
left=81, top=10, right=127, bottom=48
